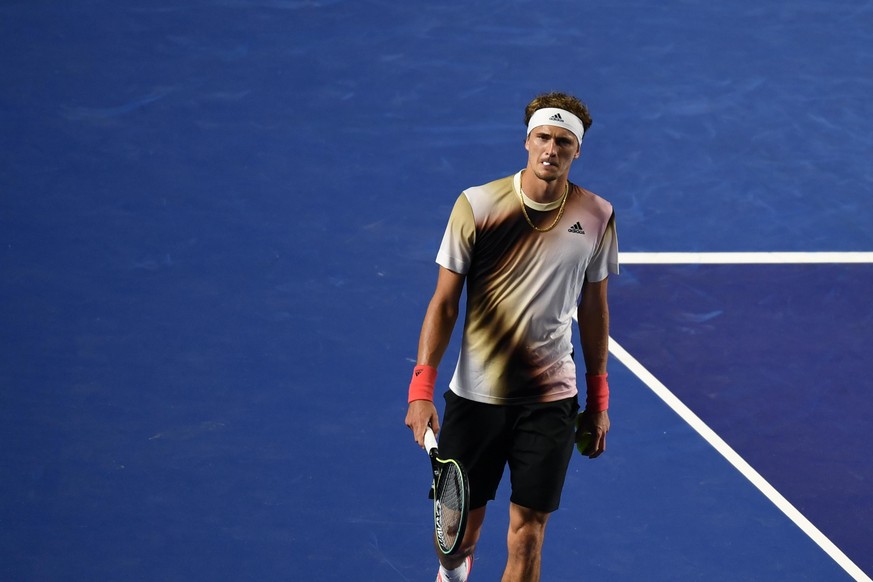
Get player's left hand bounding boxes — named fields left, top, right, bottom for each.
left=578, top=409, right=610, bottom=458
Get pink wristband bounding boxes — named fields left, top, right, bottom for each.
left=585, top=373, right=609, bottom=412
left=408, top=365, right=437, bottom=403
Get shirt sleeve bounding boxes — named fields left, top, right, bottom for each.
left=585, top=211, right=620, bottom=282
left=436, top=193, right=476, bottom=275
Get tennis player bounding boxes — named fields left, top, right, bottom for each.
left=405, top=91, right=619, bottom=582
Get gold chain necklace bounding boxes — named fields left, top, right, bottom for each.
left=518, top=178, right=570, bottom=233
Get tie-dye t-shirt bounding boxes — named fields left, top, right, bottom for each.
left=437, top=171, right=619, bottom=405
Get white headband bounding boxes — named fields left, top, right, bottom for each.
left=526, top=107, right=585, bottom=145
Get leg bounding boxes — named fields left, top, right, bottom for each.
left=502, top=502, right=550, bottom=582
left=437, top=505, right=486, bottom=570
left=500, top=397, right=578, bottom=581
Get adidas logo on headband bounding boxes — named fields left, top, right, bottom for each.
left=549, top=113, right=565, bottom=122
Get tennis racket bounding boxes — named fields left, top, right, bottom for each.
left=424, top=426, right=470, bottom=556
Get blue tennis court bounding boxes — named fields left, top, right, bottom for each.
left=2, top=1, right=872, bottom=580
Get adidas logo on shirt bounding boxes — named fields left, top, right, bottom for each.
left=568, top=222, right=585, bottom=234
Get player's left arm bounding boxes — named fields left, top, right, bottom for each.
left=577, top=276, right=611, bottom=457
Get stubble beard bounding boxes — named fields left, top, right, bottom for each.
left=531, top=165, right=560, bottom=184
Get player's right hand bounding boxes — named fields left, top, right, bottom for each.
left=405, top=400, right=439, bottom=448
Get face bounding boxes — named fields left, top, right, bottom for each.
left=524, top=125, right=581, bottom=183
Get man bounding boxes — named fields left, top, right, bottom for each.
left=405, top=91, right=619, bottom=582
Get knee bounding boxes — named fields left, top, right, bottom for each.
left=507, top=520, right=546, bottom=560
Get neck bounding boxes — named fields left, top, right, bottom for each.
left=520, top=170, right=567, bottom=204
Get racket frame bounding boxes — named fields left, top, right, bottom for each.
left=424, top=427, right=470, bottom=556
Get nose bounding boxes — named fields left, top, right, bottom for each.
left=544, top=138, right=557, bottom=156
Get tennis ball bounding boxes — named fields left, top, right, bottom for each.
left=575, top=430, right=594, bottom=455
left=575, top=412, right=594, bottom=455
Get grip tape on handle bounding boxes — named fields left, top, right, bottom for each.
left=424, top=427, right=438, bottom=455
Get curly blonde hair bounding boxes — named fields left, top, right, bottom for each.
left=524, top=92, right=592, bottom=133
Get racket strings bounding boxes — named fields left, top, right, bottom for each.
left=435, top=463, right=465, bottom=550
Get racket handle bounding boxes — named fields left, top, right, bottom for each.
left=424, top=427, right=439, bottom=455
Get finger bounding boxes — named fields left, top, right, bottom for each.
left=589, top=433, right=606, bottom=458
left=407, top=420, right=425, bottom=448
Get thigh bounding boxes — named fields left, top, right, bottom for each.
left=507, top=396, right=579, bottom=513
left=438, top=391, right=509, bottom=510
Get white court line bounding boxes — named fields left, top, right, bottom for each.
left=609, top=337, right=872, bottom=582
left=619, top=251, right=873, bottom=264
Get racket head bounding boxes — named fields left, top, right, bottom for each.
left=432, top=456, right=470, bottom=555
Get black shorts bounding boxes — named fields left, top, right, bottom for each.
left=438, top=390, right=579, bottom=513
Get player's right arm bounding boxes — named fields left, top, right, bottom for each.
left=405, top=266, right=466, bottom=447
